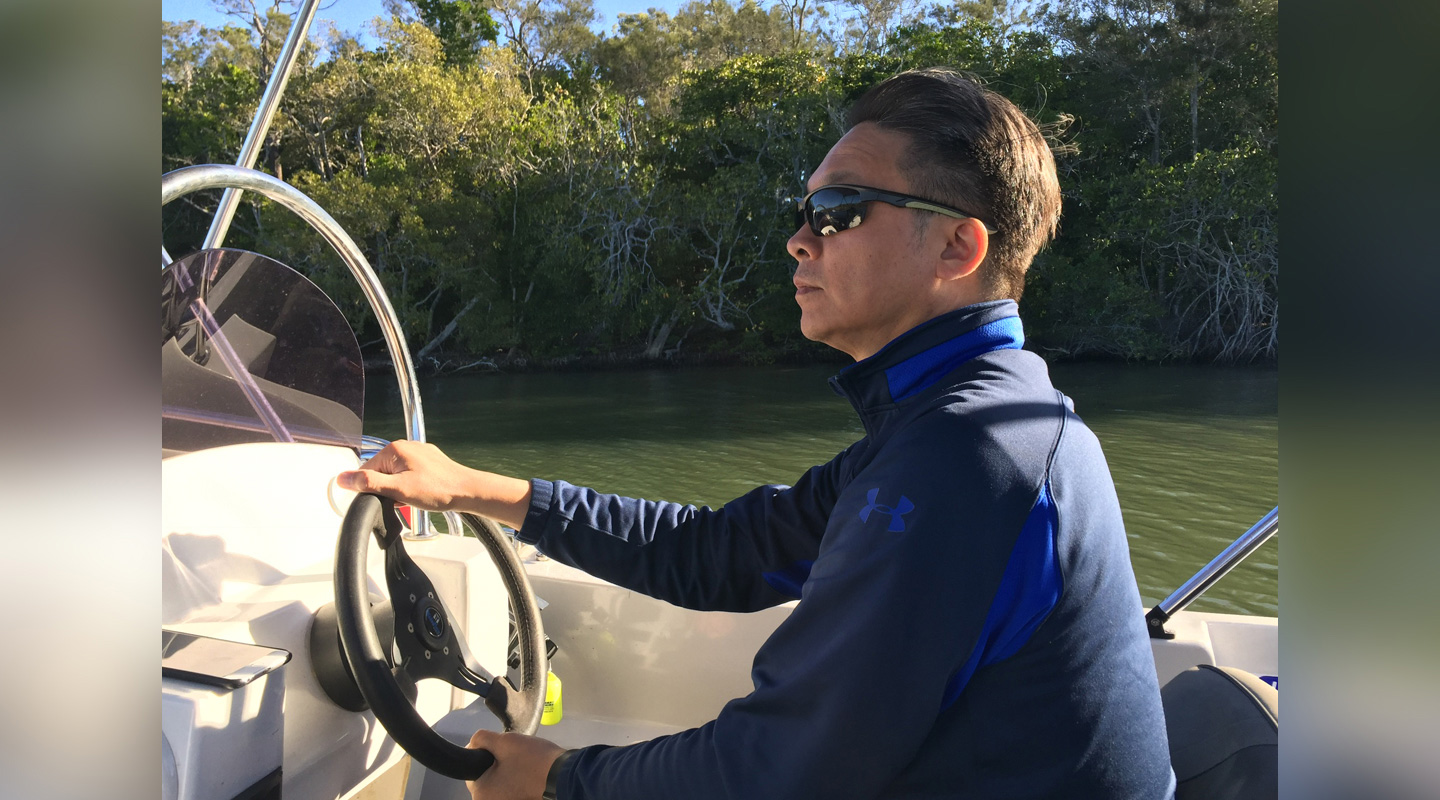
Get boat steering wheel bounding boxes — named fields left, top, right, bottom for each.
left=332, top=493, right=547, bottom=780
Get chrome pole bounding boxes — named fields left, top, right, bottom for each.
left=164, top=164, right=434, bottom=538
left=201, top=0, right=323, bottom=251
left=1146, top=507, right=1278, bottom=638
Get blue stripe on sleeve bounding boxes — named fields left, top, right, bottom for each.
left=940, top=482, right=1062, bottom=710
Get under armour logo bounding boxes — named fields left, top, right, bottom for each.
left=859, top=488, right=915, bottom=532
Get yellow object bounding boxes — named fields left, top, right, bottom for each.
left=541, top=670, right=563, bottom=725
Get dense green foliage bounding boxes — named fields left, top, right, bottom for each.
left=163, top=0, right=1277, bottom=368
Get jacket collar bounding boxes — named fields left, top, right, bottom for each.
left=829, top=300, right=1024, bottom=420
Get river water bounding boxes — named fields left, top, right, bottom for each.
left=367, top=362, right=1278, bottom=616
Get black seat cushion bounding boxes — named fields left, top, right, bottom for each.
left=1161, top=664, right=1279, bottom=800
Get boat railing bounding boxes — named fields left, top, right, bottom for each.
left=1145, top=506, right=1279, bottom=638
left=203, top=0, right=322, bottom=250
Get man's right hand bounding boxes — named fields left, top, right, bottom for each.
left=336, top=440, right=533, bottom=530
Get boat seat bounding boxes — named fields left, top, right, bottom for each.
left=1161, top=664, right=1279, bottom=800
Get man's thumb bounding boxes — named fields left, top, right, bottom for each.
left=467, top=729, right=499, bottom=750
left=337, top=469, right=388, bottom=494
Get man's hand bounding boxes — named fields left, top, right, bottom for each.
left=336, top=440, right=532, bottom=529
left=466, top=730, right=566, bottom=800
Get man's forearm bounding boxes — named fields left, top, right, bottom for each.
left=454, top=471, right=532, bottom=530
left=338, top=440, right=534, bottom=529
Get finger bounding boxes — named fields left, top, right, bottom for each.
left=336, top=468, right=397, bottom=495
left=362, top=444, right=409, bottom=475
left=467, top=729, right=499, bottom=750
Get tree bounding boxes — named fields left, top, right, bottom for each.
left=925, top=0, right=1039, bottom=37
left=592, top=0, right=806, bottom=110
left=162, top=17, right=270, bottom=249
left=207, top=0, right=310, bottom=80
left=826, top=0, right=920, bottom=53
left=1029, top=0, right=1277, bottom=361
left=253, top=22, right=534, bottom=361
left=773, top=0, right=827, bottom=48
left=162, top=0, right=1278, bottom=365
left=647, top=55, right=839, bottom=355
left=488, top=0, right=599, bottom=89
left=408, top=0, right=500, bottom=64
left=1115, top=146, right=1278, bottom=360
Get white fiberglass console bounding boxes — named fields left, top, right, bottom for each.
left=160, top=248, right=536, bottom=800
left=161, top=442, right=511, bottom=799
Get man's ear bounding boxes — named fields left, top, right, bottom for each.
left=936, top=218, right=988, bottom=282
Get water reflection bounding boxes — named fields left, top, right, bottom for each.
left=368, top=363, right=1278, bottom=616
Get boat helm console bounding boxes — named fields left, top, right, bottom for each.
left=160, top=220, right=546, bottom=799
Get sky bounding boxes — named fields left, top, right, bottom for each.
left=160, top=0, right=686, bottom=44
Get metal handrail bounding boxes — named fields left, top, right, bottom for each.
left=162, top=164, right=436, bottom=539
left=1146, top=506, right=1278, bottom=638
left=202, top=0, right=322, bottom=251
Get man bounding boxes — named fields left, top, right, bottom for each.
left=339, top=67, right=1175, bottom=799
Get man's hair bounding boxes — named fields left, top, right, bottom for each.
left=847, top=68, right=1061, bottom=301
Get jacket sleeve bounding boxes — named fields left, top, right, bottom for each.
left=552, top=420, right=1041, bottom=800
left=515, top=443, right=860, bottom=612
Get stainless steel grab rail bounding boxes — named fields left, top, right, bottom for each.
left=162, top=164, right=437, bottom=539
left=1146, top=506, right=1278, bottom=638
left=202, top=0, right=322, bottom=251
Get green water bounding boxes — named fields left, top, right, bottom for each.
left=366, top=362, right=1278, bottom=616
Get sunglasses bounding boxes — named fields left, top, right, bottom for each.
left=794, top=184, right=997, bottom=237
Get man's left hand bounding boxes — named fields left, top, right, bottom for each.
left=466, top=730, right=566, bottom=800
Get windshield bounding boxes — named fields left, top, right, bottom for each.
left=162, top=248, right=364, bottom=456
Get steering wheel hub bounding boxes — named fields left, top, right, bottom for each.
left=420, top=603, right=447, bottom=643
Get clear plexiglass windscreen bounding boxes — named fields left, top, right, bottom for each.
left=162, top=248, right=364, bottom=456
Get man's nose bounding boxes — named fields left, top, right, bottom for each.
left=787, top=225, right=818, bottom=262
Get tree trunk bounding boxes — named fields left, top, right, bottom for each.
left=417, top=296, right=480, bottom=361
left=356, top=124, right=368, bottom=179
left=1190, top=66, right=1200, bottom=159
left=645, top=306, right=683, bottom=359
left=1139, top=85, right=1162, bottom=165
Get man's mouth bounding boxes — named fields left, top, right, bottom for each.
left=794, top=280, right=820, bottom=296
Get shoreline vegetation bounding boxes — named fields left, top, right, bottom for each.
left=367, top=347, right=852, bottom=375
left=366, top=342, right=1277, bottom=377
left=164, top=0, right=1278, bottom=367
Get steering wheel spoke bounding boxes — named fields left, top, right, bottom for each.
left=382, top=531, right=497, bottom=694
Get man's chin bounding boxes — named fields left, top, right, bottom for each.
left=797, top=322, right=847, bottom=357
left=797, top=318, right=824, bottom=345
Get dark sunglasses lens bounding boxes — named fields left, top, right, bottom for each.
left=808, top=189, right=866, bottom=236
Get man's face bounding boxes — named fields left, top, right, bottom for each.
left=787, top=123, right=952, bottom=362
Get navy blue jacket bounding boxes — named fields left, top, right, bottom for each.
left=517, top=301, right=1175, bottom=799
